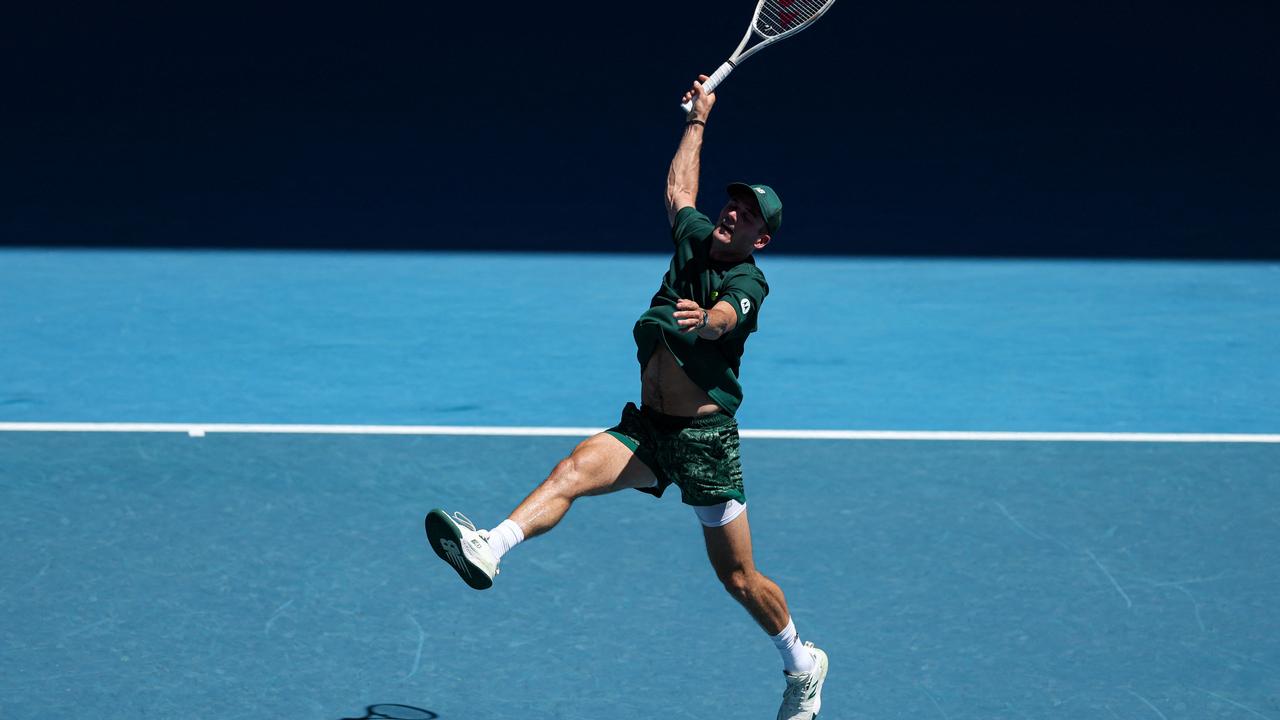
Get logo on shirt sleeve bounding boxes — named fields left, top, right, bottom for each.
left=740, top=297, right=752, bottom=315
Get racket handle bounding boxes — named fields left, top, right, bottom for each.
left=679, top=61, right=735, bottom=115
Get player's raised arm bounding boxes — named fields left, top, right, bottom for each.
left=666, top=75, right=717, bottom=225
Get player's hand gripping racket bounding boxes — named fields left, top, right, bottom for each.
left=680, top=0, right=839, bottom=114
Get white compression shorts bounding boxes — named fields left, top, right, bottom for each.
left=635, top=475, right=746, bottom=527
left=692, top=499, right=747, bottom=528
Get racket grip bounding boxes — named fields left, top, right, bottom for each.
left=679, top=61, right=735, bottom=115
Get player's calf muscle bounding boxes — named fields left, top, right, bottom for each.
left=727, top=573, right=790, bottom=635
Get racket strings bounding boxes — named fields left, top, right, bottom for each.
left=756, top=0, right=832, bottom=37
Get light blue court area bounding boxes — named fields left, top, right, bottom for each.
left=1, top=249, right=1278, bottom=432
left=1, top=432, right=1278, bottom=719
left=1, top=249, right=1279, bottom=719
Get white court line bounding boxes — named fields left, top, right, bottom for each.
left=0, top=422, right=1278, bottom=443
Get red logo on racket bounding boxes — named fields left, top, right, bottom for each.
left=776, top=1, right=798, bottom=28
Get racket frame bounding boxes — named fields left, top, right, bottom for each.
left=680, top=0, right=838, bottom=113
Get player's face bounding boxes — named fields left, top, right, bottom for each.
left=711, top=195, right=770, bottom=257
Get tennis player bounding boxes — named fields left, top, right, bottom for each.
left=425, top=75, right=828, bottom=720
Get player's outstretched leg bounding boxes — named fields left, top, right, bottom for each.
left=426, top=433, right=656, bottom=589
left=702, top=509, right=828, bottom=719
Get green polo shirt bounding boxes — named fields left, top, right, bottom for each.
left=633, top=206, right=770, bottom=415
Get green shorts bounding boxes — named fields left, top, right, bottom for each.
left=605, top=402, right=745, bottom=507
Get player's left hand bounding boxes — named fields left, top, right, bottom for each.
left=673, top=299, right=707, bottom=333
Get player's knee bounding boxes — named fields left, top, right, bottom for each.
left=548, top=453, right=589, bottom=497
left=719, top=568, right=754, bottom=600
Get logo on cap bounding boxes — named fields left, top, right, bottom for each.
left=755, top=188, right=766, bottom=194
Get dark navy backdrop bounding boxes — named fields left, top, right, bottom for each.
left=2, top=1, right=1276, bottom=257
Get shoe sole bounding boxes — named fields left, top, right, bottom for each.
left=424, top=509, right=493, bottom=590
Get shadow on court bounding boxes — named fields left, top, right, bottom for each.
left=339, top=704, right=438, bottom=720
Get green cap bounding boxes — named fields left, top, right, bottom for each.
left=726, top=182, right=783, bottom=234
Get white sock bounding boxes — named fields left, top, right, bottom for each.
left=486, top=518, right=524, bottom=561
left=770, top=618, right=816, bottom=674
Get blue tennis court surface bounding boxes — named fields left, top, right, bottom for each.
left=2, top=250, right=1278, bottom=719
left=2, top=250, right=1278, bottom=431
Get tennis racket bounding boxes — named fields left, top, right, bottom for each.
left=680, top=0, right=839, bottom=114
